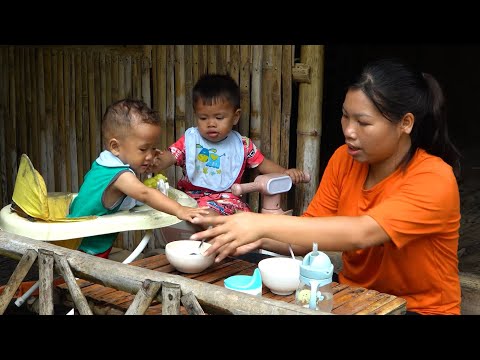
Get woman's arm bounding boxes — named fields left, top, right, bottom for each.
left=192, top=212, right=390, bottom=262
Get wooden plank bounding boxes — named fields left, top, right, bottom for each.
left=100, top=52, right=107, bottom=118
left=53, top=253, right=93, bottom=315
left=81, top=51, right=91, bottom=168
left=51, top=49, right=60, bottom=191
left=280, top=45, right=292, bottom=170
left=125, top=279, right=162, bottom=315
left=118, top=54, right=126, bottom=99
left=25, top=48, right=33, bottom=162
left=207, top=45, right=216, bottom=73
left=38, top=249, right=55, bottom=315
left=370, top=297, right=407, bottom=315
left=332, top=289, right=382, bottom=315
left=63, top=49, right=72, bottom=191
left=0, top=249, right=37, bottom=314
left=270, top=45, right=282, bottom=165
left=94, top=51, right=102, bottom=157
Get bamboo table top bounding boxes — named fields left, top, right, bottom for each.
left=57, top=253, right=407, bottom=315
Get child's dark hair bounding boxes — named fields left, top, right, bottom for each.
left=192, top=73, right=240, bottom=110
left=350, top=58, right=461, bottom=177
left=102, top=99, right=160, bottom=147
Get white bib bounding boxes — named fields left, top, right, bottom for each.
left=185, top=127, right=243, bottom=192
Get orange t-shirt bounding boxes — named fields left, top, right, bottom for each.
left=303, top=145, right=461, bottom=315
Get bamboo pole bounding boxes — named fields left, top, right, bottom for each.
left=81, top=51, right=91, bottom=168
left=184, top=45, right=194, bottom=130
left=216, top=45, right=227, bottom=74
left=166, top=46, right=176, bottom=186
left=181, top=291, right=205, bottom=315
left=37, top=48, right=47, bottom=182
left=100, top=52, right=107, bottom=118
left=270, top=45, right=282, bottom=165
left=88, top=52, right=97, bottom=166
left=53, top=253, right=93, bottom=315
left=105, top=53, right=112, bottom=109
left=63, top=49, right=71, bottom=191
left=94, top=51, right=102, bottom=157
left=281, top=45, right=293, bottom=211
left=66, top=50, right=78, bottom=192
left=174, top=45, right=186, bottom=182
left=74, top=50, right=84, bottom=186
left=0, top=249, right=37, bottom=314
left=25, top=48, right=33, bottom=162
left=207, top=45, right=216, bottom=73
left=125, top=55, right=132, bottom=99
left=125, top=279, right=162, bottom=315
left=142, top=46, right=151, bottom=107
left=162, top=281, right=181, bottom=315
left=0, top=232, right=324, bottom=315
left=111, top=54, right=119, bottom=102
left=249, top=45, right=263, bottom=213
left=0, top=47, right=8, bottom=206
left=132, top=54, right=141, bottom=100
left=260, top=45, right=273, bottom=160
left=51, top=49, right=60, bottom=190
left=7, top=47, right=17, bottom=195
left=30, top=48, right=39, bottom=170
left=118, top=53, right=126, bottom=100
left=57, top=49, right=67, bottom=192
left=238, top=46, right=251, bottom=137
left=44, top=48, right=55, bottom=190
left=157, top=46, right=167, bottom=151
left=228, top=45, right=240, bottom=86
left=295, top=45, right=324, bottom=214
left=17, top=47, right=27, bottom=159
left=38, top=249, right=55, bottom=315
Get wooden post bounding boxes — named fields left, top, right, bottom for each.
left=141, top=46, right=152, bottom=107
left=38, top=249, right=55, bottom=315
left=53, top=253, right=93, bottom=315
left=295, top=45, right=324, bottom=214
left=181, top=291, right=205, bottom=315
left=125, top=279, right=162, bottom=315
left=162, top=281, right=181, bottom=315
left=0, top=249, right=37, bottom=314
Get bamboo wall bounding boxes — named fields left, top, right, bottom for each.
left=0, top=45, right=323, bottom=252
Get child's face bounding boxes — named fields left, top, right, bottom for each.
left=110, top=122, right=161, bottom=174
left=194, top=99, right=241, bottom=143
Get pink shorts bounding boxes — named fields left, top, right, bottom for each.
left=185, top=191, right=251, bottom=215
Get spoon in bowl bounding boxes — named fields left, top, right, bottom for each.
left=189, top=238, right=205, bottom=255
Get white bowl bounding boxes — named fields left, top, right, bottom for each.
left=165, top=240, right=215, bottom=274
left=258, top=257, right=301, bottom=295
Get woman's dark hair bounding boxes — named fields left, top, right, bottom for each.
left=349, top=58, right=460, bottom=177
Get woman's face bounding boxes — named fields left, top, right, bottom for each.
left=341, top=89, right=408, bottom=167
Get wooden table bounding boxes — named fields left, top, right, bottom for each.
left=58, top=253, right=406, bottom=315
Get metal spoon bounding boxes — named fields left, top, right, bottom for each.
left=189, top=238, right=205, bottom=255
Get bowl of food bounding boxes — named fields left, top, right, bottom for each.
left=258, top=257, right=301, bottom=295
left=165, top=240, right=215, bottom=274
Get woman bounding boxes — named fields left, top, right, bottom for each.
left=192, top=58, right=461, bottom=315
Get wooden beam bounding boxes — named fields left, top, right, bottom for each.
left=0, top=232, right=325, bottom=315
left=292, top=63, right=311, bottom=83
left=181, top=291, right=205, bottom=315
left=53, top=253, right=93, bottom=315
left=162, top=281, right=181, bottom=315
left=125, top=279, right=162, bottom=315
left=0, top=249, right=37, bottom=314
left=38, top=249, right=54, bottom=315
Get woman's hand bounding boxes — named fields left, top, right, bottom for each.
left=190, top=212, right=264, bottom=262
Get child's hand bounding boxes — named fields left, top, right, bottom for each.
left=284, top=168, right=308, bottom=184
left=176, top=206, right=211, bottom=222
left=147, top=149, right=171, bottom=173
